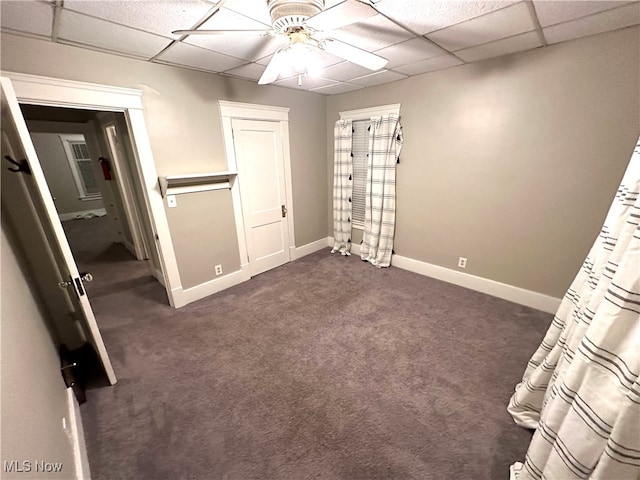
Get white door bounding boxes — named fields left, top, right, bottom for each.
left=1, top=77, right=116, bottom=385
left=232, top=119, right=290, bottom=277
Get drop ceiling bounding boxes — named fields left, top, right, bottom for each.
left=1, top=0, right=639, bottom=95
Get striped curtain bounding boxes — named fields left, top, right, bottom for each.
left=331, top=119, right=353, bottom=256
left=361, top=114, right=403, bottom=267
left=508, top=137, right=640, bottom=479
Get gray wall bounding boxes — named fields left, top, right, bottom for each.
left=1, top=220, right=76, bottom=479
left=326, top=26, right=640, bottom=298
left=30, top=132, right=104, bottom=215
left=1, top=32, right=328, bottom=290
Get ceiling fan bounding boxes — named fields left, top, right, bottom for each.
left=172, top=0, right=389, bottom=86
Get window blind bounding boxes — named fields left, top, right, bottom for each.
left=351, top=119, right=369, bottom=229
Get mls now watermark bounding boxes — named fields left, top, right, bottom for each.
left=4, top=460, right=64, bottom=474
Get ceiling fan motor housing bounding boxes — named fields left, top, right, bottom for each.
left=267, top=0, right=324, bottom=32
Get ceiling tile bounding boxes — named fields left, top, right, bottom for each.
left=222, top=0, right=272, bottom=26
left=155, top=42, right=246, bottom=72
left=455, top=31, right=542, bottom=62
left=58, top=9, right=173, bottom=59
left=374, top=38, right=448, bottom=68
left=349, top=70, right=408, bottom=87
left=184, top=9, right=280, bottom=60
left=374, top=0, right=518, bottom=35
left=533, top=0, right=632, bottom=28
left=223, top=63, right=266, bottom=81
left=62, top=0, right=215, bottom=38
left=427, top=2, right=536, bottom=51
left=393, top=54, right=464, bottom=76
left=274, top=75, right=337, bottom=90
left=543, top=2, right=640, bottom=44
left=325, top=13, right=413, bottom=51
left=187, top=33, right=288, bottom=62
left=0, top=0, right=54, bottom=38
left=310, top=82, right=363, bottom=95
left=321, top=61, right=376, bottom=82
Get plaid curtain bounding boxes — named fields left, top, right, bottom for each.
left=508, top=137, right=640, bottom=480
left=361, top=114, right=403, bottom=267
left=331, top=119, right=353, bottom=255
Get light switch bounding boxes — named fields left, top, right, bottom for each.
left=167, top=195, right=177, bottom=208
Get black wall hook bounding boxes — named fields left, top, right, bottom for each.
left=4, top=155, right=31, bottom=175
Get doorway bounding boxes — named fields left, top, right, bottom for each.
left=20, top=104, right=162, bottom=305
left=219, top=101, right=296, bottom=278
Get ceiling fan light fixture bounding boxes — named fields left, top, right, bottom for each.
left=267, top=0, right=324, bottom=32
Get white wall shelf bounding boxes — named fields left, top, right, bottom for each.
left=159, top=171, right=237, bottom=197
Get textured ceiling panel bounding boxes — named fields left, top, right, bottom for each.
left=321, top=61, right=377, bottom=82
left=187, top=33, right=288, bottom=62
left=533, top=0, right=631, bottom=28
left=349, top=69, right=407, bottom=87
left=375, top=0, right=518, bottom=35
left=543, top=2, right=640, bottom=44
left=274, top=75, right=337, bottom=90
left=222, top=0, right=273, bottom=26
left=393, top=54, right=464, bottom=76
left=0, top=0, right=54, bottom=38
left=2, top=0, right=639, bottom=95
left=326, top=13, right=413, bottom=51
left=427, top=2, right=536, bottom=51
left=155, top=41, right=246, bottom=72
left=58, top=9, right=172, bottom=59
left=63, top=0, right=215, bottom=38
left=310, top=82, right=363, bottom=95
left=224, top=62, right=268, bottom=81
left=455, top=31, right=542, bottom=63
left=374, top=38, right=448, bottom=68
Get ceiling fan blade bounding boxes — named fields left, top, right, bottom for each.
left=306, top=0, right=378, bottom=31
left=319, top=37, right=387, bottom=71
left=172, top=29, right=272, bottom=36
left=258, top=50, right=286, bottom=85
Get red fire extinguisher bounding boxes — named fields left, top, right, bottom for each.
left=99, top=157, right=112, bottom=181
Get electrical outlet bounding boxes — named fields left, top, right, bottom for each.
left=458, top=257, right=467, bottom=269
left=167, top=195, right=177, bottom=208
left=215, top=264, right=223, bottom=276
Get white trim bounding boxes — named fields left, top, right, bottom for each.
left=295, top=237, right=330, bottom=259
left=58, top=134, right=97, bottom=200
left=3, top=71, right=180, bottom=307
left=219, top=100, right=289, bottom=121
left=2, top=71, right=143, bottom=110
left=58, top=208, right=107, bottom=221
left=391, top=255, right=561, bottom=314
left=339, top=103, right=401, bottom=120
left=327, top=237, right=561, bottom=314
left=66, top=388, right=91, bottom=480
left=178, top=266, right=251, bottom=306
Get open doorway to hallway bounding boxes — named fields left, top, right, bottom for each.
left=14, top=103, right=168, bottom=390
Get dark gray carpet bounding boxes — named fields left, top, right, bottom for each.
left=67, top=217, right=551, bottom=480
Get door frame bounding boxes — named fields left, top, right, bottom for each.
left=100, top=118, right=151, bottom=261
left=3, top=71, right=181, bottom=307
left=218, top=101, right=296, bottom=275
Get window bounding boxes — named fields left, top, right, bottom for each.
left=351, top=119, right=369, bottom=229
left=338, top=104, right=401, bottom=231
left=59, top=134, right=102, bottom=200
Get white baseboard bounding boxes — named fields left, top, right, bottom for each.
left=58, top=208, right=107, bottom=221
left=295, top=237, right=331, bottom=259
left=327, top=237, right=560, bottom=314
left=173, top=265, right=251, bottom=307
left=66, top=388, right=91, bottom=480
